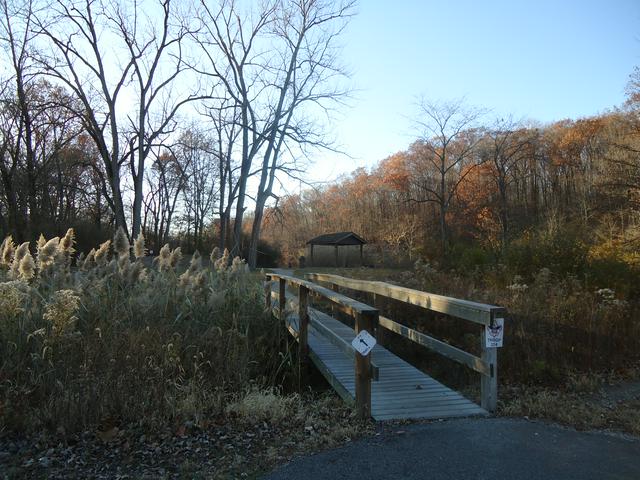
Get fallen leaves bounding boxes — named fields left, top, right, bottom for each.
left=1, top=392, right=374, bottom=479
left=97, top=427, right=119, bottom=443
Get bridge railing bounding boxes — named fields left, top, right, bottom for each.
left=305, top=273, right=506, bottom=412
left=265, top=273, right=379, bottom=419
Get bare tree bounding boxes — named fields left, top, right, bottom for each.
left=0, top=0, right=90, bottom=239
left=194, top=0, right=354, bottom=267
left=177, top=128, right=218, bottom=250
left=480, top=117, right=532, bottom=248
left=0, top=0, right=40, bottom=238
left=246, top=0, right=355, bottom=269
left=412, top=98, right=485, bottom=253
left=34, top=0, right=202, bottom=237
left=206, top=99, right=241, bottom=252
left=193, top=0, right=276, bottom=257
left=143, top=149, right=186, bottom=251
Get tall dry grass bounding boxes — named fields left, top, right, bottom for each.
left=388, top=261, right=640, bottom=383
left=0, top=229, right=290, bottom=434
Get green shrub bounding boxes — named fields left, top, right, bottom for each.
left=449, top=243, right=491, bottom=272
left=585, top=254, right=640, bottom=297
left=505, top=228, right=588, bottom=279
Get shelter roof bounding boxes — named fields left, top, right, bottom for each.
left=307, top=231, right=367, bottom=246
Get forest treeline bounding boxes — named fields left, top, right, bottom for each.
left=263, top=72, right=640, bottom=295
left=0, top=0, right=354, bottom=268
left=2, top=0, right=639, bottom=280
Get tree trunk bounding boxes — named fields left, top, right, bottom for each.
left=110, top=164, right=127, bottom=234
left=248, top=194, right=268, bottom=268
left=232, top=102, right=251, bottom=257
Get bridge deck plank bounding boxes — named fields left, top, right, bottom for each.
left=273, top=290, right=487, bottom=421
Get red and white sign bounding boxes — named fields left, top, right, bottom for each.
left=485, top=318, right=504, bottom=348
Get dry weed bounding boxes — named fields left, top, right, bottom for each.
left=0, top=232, right=291, bottom=436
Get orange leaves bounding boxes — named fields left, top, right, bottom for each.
left=378, top=152, right=411, bottom=191
left=546, top=117, right=604, bottom=168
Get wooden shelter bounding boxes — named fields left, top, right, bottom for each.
left=307, top=231, right=366, bottom=267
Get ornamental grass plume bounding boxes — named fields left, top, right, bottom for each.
left=82, top=248, right=96, bottom=271
left=118, top=253, right=130, bottom=272
left=157, top=244, right=171, bottom=272
left=133, top=233, right=146, bottom=259
left=179, top=250, right=202, bottom=287
left=169, top=246, right=182, bottom=270
left=127, top=259, right=146, bottom=284
left=43, top=289, right=81, bottom=337
left=37, top=237, right=59, bottom=272
left=94, top=240, right=111, bottom=266
left=18, top=251, right=35, bottom=281
left=188, top=250, right=202, bottom=273
left=36, top=234, right=46, bottom=251
left=56, top=228, right=76, bottom=270
left=113, top=227, right=129, bottom=259
left=230, top=256, right=248, bottom=275
left=193, top=271, right=207, bottom=288
left=106, top=258, right=118, bottom=275
left=59, top=228, right=75, bottom=255
left=214, top=248, right=230, bottom=272
left=210, top=246, right=220, bottom=265
left=11, top=242, right=31, bottom=278
left=2, top=235, right=15, bottom=267
left=179, top=250, right=204, bottom=287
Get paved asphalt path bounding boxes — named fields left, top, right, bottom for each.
left=263, top=418, right=640, bottom=480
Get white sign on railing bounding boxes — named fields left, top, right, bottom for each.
left=485, top=318, right=504, bottom=348
left=352, top=330, right=376, bottom=356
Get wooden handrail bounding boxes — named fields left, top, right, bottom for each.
left=305, top=272, right=506, bottom=412
left=268, top=289, right=380, bottom=380
left=270, top=273, right=378, bottom=318
left=309, top=311, right=380, bottom=381
left=377, top=315, right=490, bottom=376
left=306, top=273, right=505, bottom=326
left=266, top=273, right=378, bottom=418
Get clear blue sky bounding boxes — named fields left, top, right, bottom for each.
left=306, top=0, right=640, bottom=185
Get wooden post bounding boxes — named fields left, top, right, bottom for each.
left=278, top=278, right=286, bottom=321
left=481, top=319, right=498, bottom=412
left=354, top=310, right=377, bottom=419
left=334, top=245, right=339, bottom=267
left=310, top=244, right=314, bottom=266
left=265, top=275, right=272, bottom=310
left=298, top=286, right=309, bottom=377
left=360, top=244, right=363, bottom=266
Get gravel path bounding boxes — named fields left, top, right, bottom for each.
left=263, top=417, right=640, bottom=480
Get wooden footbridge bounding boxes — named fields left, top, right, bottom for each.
left=265, top=271, right=506, bottom=421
